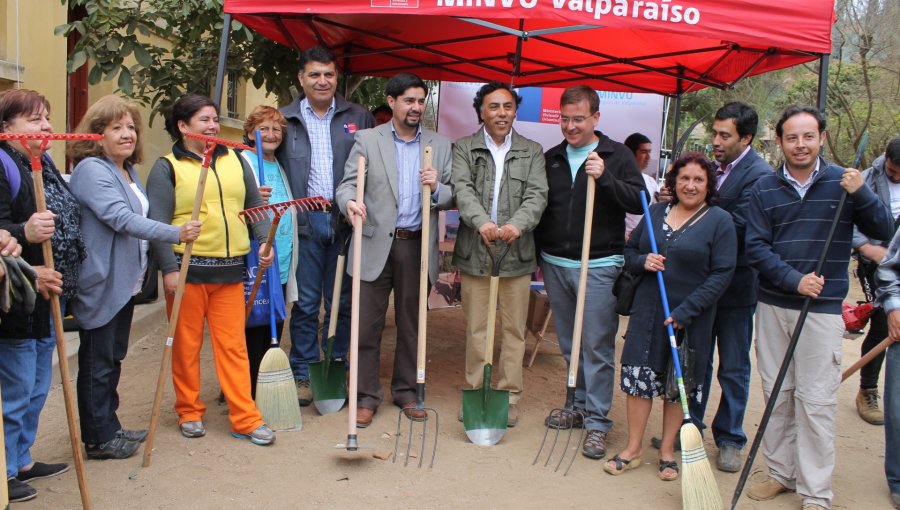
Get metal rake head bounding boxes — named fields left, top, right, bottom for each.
left=239, top=196, right=332, bottom=224
left=183, top=132, right=252, bottom=151
left=391, top=406, right=439, bottom=468
left=532, top=407, right=586, bottom=476
left=0, top=133, right=103, bottom=169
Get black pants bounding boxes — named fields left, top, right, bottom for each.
left=77, top=299, right=134, bottom=444
left=857, top=261, right=887, bottom=389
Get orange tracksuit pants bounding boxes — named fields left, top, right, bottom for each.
left=165, top=282, right=263, bottom=434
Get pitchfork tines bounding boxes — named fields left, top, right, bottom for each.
left=239, top=196, right=332, bottom=223
left=533, top=405, right=585, bottom=476
left=392, top=404, right=439, bottom=468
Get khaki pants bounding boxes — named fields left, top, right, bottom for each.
left=755, top=302, right=843, bottom=509
left=461, top=272, right=531, bottom=404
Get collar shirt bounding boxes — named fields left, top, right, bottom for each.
left=301, top=97, right=336, bottom=200
left=716, top=145, right=752, bottom=190
left=392, top=124, right=423, bottom=230
left=483, top=127, right=513, bottom=223
left=782, top=158, right=821, bottom=199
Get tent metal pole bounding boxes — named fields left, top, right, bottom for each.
left=213, top=13, right=233, bottom=110
left=509, top=19, right=524, bottom=87
left=816, top=53, right=829, bottom=113
left=671, top=71, right=683, bottom=159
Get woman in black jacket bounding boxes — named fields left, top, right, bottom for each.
left=604, top=152, right=736, bottom=482
left=0, top=88, right=82, bottom=502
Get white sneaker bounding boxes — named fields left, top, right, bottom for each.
left=232, top=424, right=275, bottom=446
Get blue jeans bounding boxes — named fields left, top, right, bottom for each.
left=885, top=343, right=900, bottom=496
left=541, top=262, right=619, bottom=432
left=288, top=212, right=350, bottom=381
left=690, top=304, right=755, bottom=448
left=0, top=315, right=59, bottom=478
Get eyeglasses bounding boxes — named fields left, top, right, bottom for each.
left=560, top=116, right=588, bottom=125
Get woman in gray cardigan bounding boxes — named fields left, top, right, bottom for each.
left=67, top=96, right=200, bottom=460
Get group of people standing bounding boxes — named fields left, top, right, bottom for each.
left=0, top=42, right=897, bottom=510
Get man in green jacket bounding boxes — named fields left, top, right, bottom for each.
left=452, top=82, right=548, bottom=427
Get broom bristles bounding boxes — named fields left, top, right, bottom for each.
left=256, top=348, right=302, bottom=431
left=680, top=423, right=724, bottom=510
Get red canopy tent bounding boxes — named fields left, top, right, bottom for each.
left=222, top=0, right=835, bottom=96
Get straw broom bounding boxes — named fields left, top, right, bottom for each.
left=640, top=191, right=722, bottom=510
left=249, top=130, right=301, bottom=431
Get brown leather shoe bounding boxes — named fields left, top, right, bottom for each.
left=747, top=476, right=790, bottom=501
left=507, top=404, right=519, bottom=427
left=399, top=402, right=427, bottom=421
left=356, top=407, right=376, bottom=428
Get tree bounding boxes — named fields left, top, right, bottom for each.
left=57, top=0, right=388, bottom=124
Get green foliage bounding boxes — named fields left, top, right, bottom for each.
left=58, top=0, right=301, bottom=124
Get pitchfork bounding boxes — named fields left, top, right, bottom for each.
left=392, top=147, right=439, bottom=468
left=532, top=175, right=596, bottom=476
left=0, top=132, right=101, bottom=508
left=240, top=196, right=331, bottom=317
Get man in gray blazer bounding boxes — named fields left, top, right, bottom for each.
left=336, top=73, right=453, bottom=428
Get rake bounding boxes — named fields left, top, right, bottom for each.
left=143, top=133, right=253, bottom=467
left=0, top=132, right=101, bottom=509
left=240, top=196, right=331, bottom=315
left=393, top=147, right=439, bottom=468
left=532, top=175, right=593, bottom=476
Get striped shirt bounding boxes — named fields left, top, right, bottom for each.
left=301, top=97, right=336, bottom=200
left=392, top=124, right=423, bottom=229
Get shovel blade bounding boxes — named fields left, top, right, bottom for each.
left=309, top=353, right=347, bottom=415
left=461, top=366, right=509, bottom=446
left=314, top=398, right=345, bottom=415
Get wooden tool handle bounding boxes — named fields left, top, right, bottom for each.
left=31, top=169, right=93, bottom=508
left=348, top=155, right=365, bottom=439
left=843, top=337, right=893, bottom=382
left=567, top=176, right=595, bottom=388
left=244, top=218, right=281, bottom=320
left=143, top=162, right=210, bottom=467
left=416, top=146, right=433, bottom=384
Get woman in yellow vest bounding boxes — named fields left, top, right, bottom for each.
left=146, top=93, right=276, bottom=446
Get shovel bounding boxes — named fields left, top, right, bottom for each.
left=308, top=234, right=350, bottom=415
left=462, top=240, right=512, bottom=446
left=533, top=175, right=594, bottom=475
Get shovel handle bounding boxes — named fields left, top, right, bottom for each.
left=567, top=176, right=595, bottom=388
left=417, top=146, right=433, bottom=384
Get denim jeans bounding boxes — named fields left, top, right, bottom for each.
left=0, top=311, right=60, bottom=478
left=541, top=262, right=619, bottom=432
left=690, top=304, right=755, bottom=448
left=885, top=343, right=900, bottom=496
left=288, top=212, right=350, bottom=381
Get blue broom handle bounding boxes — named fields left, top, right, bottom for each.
left=640, top=191, right=691, bottom=418
left=255, top=130, right=278, bottom=341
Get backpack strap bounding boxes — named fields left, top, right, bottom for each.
left=0, top=149, right=21, bottom=200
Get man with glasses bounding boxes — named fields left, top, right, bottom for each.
left=536, top=85, right=645, bottom=459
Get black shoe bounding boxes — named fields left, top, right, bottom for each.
left=116, top=428, right=148, bottom=443
left=651, top=435, right=682, bottom=451
left=7, top=477, right=37, bottom=502
left=17, top=461, right=70, bottom=482
left=85, top=436, right=140, bottom=460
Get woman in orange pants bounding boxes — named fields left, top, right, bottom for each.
left=146, top=93, right=276, bottom=446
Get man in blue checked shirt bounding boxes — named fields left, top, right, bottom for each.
left=277, top=46, right=375, bottom=407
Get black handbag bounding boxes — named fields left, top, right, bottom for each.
left=664, top=328, right=696, bottom=401
left=612, top=270, right=642, bottom=316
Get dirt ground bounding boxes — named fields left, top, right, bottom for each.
left=17, top=280, right=896, bottom=509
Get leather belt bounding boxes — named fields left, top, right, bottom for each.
left=394, top=229, right=421, bottom=240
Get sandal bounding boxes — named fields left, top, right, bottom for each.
left=603, top=454, right=643, bottom=475
left=657, top=459, right=679, bottom=481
